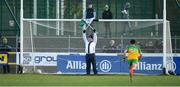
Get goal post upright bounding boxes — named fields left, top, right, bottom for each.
left=163, top=0, right=167, bottom=74
left=20, top=0, right=23, bottom=65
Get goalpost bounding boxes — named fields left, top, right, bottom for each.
left=20, top=0, right=174, bottom=74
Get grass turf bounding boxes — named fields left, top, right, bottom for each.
left=0, top=74, right=180, bottom=86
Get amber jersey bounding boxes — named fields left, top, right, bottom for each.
left=125, top=45, right=142, bottom=59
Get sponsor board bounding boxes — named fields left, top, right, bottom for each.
left=135, top=57, right=163, bottom=74
left=57, top=55, right=164, bottom=75
left=21, top=53, right=57, bottom=66
left=174, top=57, right=180, bottom=74
left=57, top=54, right=120, bottom=74
left=15, top=52, right=180, bottom=74
left=0, top=52, right=8, bottom=64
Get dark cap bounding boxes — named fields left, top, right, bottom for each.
left=130, top=39, right=136, bottom=44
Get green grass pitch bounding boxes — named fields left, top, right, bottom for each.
left=0, top=74, right=180, bottom=86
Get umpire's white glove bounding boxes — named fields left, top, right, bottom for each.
left=84, top=18, right=94, bottom=24
left=121, top=10, right=128, bottom=15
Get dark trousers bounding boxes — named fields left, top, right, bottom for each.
left=85, top=53, right=97, bottom=75
left=17, top=65, right=23, bottom=74
left=3, top=65, right=10, bottom=73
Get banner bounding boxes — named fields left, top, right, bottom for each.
left=16, top=52, right=180, bottom=75
left=57, top=54, right=164, bottom=75
left=22, top=53, right=57, bottom=66
left=57, top=54, right=120, bottom=74
left=134, top=57, right=163, bottom=74
left=0, top=52, right=8, bottom=65
left=174, top=57, right=180, bottom=75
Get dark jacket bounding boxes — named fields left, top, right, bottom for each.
left=0, top=43, right=12, bottom=73
left=0, top=44, right=12, bottom=52
left=86, top=8, right=95, bottom=19
left=102, top=10, right=113, bottom=19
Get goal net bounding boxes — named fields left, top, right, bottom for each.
left=20, top=19, right=173, bottom=74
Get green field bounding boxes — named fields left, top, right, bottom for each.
left=0, top=74, right=180, bottom=86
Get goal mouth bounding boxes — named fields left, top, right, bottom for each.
left=20, top=19, right=173, bottom=74
left=22, top=19, right=166, bottom=53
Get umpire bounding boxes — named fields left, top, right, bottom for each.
left=82, top=29, right=97, bottom=75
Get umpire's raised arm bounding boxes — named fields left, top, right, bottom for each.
left=82, top=30, right=88, bottom=44
left=93, top=29, right=97, bottom=45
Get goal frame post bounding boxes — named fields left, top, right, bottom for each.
left=20, top=0, right=169, bottom=74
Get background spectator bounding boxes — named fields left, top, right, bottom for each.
left=121, top=2, right=132, bottom=36
left=102, top=4, right=113, bottom=38
left=103, top=40, right=119, bottom=53
left=84, top=3, right=96, bottom=35
left=0, top=36, right=12, bottom=73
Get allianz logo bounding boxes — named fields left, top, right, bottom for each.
left=66, top=60, right=112, bottom=72
left=66, top=61, right=86, bottom=70
left=136, top=62, right=162, bottom=70
left=100, top=60, right=112, bottom=72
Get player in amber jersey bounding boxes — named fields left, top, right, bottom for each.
left=124, top=39, right=142, bottom=82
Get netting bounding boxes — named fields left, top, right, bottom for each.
left=20, top=19, right=173, bottom=74
left=22, top=19, right=165, bottom=53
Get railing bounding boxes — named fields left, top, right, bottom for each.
left=3, top=36, right=180, bottom=53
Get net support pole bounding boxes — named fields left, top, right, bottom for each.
left=30, top=21, right=36, bottom=72
left=68, top=35, right=71, bottom=53
left=163, top=0, right=167, bottom=74
left=29, top=22, right=34, bottom=52
left=32, top=0, right=37, bottom=72
left=56, top=0, right=60, bottom=35
left=46, top=0, right=50, bottom=35
left=155, top=14, right=159, bottom=36
left=83, top=0, right=86, bottom=30
left=74, top=15, right=77, bottom=36
left=33, top=0, right=37, bottom=35
left=20, top=0, right=23, bottom=67
left=61, top=0, right=64, bottom=35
